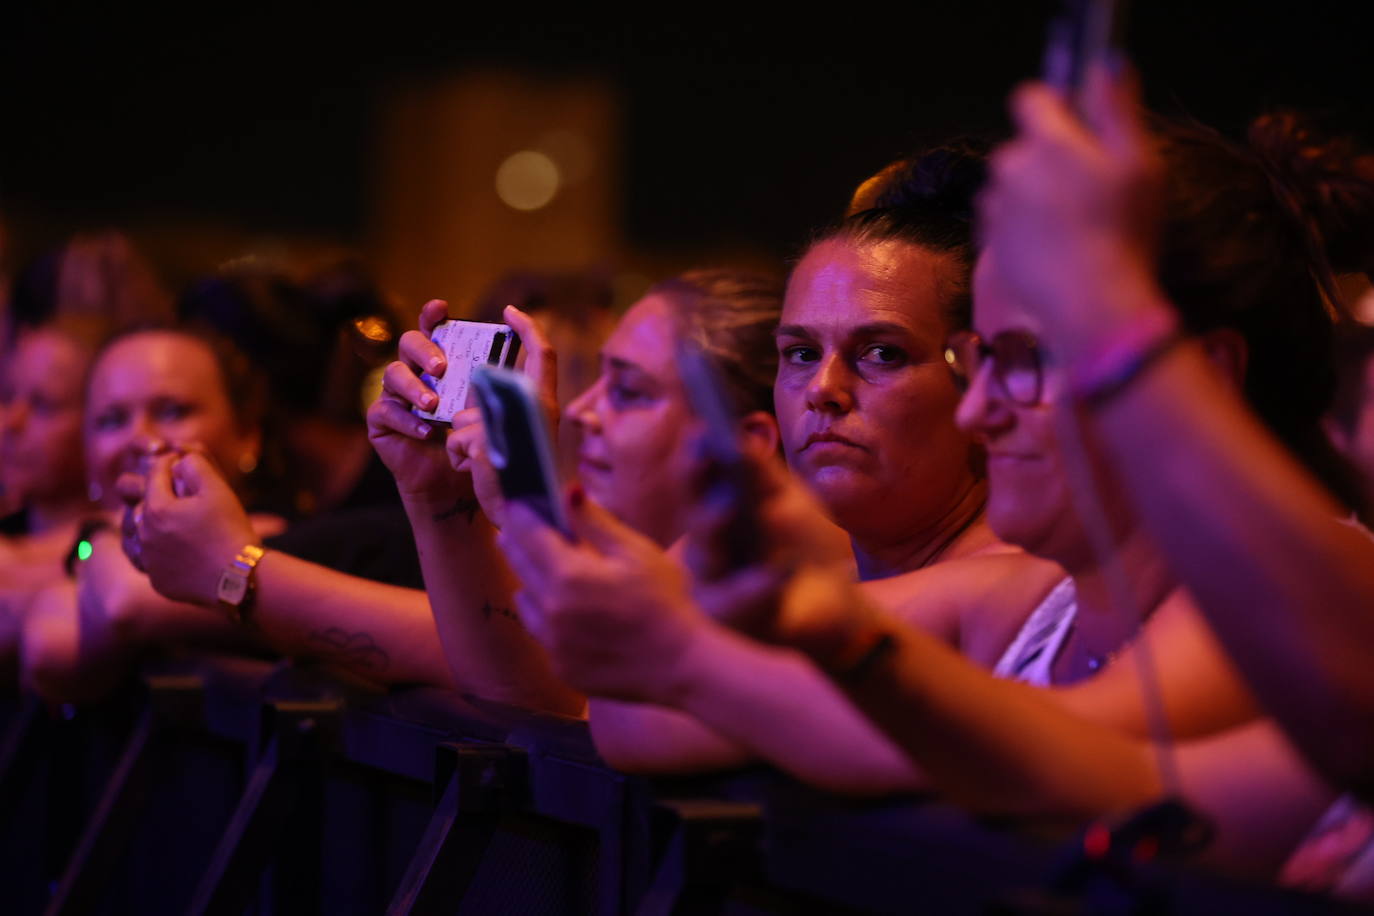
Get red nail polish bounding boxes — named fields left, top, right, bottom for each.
left=567, top=484, right=586, bottom=509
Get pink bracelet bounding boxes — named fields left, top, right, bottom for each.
left=1071, top=309, right=1185, bottom=409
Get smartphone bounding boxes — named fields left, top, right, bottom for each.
left=1043, top=0, right=1127, bottom=104
left=470, top=366, right=570, bottom=536
left=415, top=319, right=521, bottom=424
left=675, top=340, right=762, bottom=577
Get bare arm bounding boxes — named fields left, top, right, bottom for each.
left=403, top=491, right=583, bottom=714
left=977, top=72, right=1374, bottom=798
left=1093, top=342, right=1374, bottom=795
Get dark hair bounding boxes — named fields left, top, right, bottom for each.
left=179, top=259, right=398, bottom=421
left=1247, top=111, right=1374, bottom=293
left=1152, top=118, right=1364, bottom=506
left=818, top=141, right=989, bottom=332
left=650, top=269, right=784, bottom=417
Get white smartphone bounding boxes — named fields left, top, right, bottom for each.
left=414, top=319, right=521, bottom=424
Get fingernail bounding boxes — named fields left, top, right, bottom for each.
left=425, top=392, right=439, bottom=409
left=416, top=423, right=432, bottom=437
left=429, top=356, right=444, bottom=372
left=567, top=483, right=585, bottom=509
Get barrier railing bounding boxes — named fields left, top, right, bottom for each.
left=0, top=654, right=1361, bottom=915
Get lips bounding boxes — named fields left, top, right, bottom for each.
left=801, top=430, right=866, bottom=452
left=577, top=452, right=612, bottom=475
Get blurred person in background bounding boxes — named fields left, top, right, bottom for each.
left=1, top=233, right=174, bottom=674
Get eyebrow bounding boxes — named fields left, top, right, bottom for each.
left=773, top=321, right=914, bottom=339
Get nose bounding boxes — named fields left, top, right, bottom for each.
left=567, top=378, right=603, bottom=436
left=119, top=412, right=168, bottom=465
left=954, top=360, right=1014, bottom=438
left=804, top=353, right=856, bottom=414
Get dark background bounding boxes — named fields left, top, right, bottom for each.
left=2, top=4, right=1371, bottom=263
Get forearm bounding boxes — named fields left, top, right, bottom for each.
left=248, top=550, right=453, bottom=689
left=588, top=698, right=754, bottom=773
left=823, top=599, right=1163, bottom=817
left=648, top=622, right=926, bottom=795
left=1096, top=342, right=1374, bottom=794
left=406, top=495, right=583, bottom=715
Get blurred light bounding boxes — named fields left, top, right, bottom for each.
left=495, top=151, right=561, bottom=211
left=354, top=315, right=393, bottom=343
left=76, top=539, right=93, bottom=562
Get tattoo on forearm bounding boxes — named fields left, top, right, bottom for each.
left=482, top=601, right=522, bottom=626
left=306, top=627, right=391, bottom=672
left=433, top=497, right=480, bottom=524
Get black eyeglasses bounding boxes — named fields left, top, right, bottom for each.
left=943, top=330, right=1044, bottom=406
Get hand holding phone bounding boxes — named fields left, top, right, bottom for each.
left=414, top=320, right=521, bottom=424
left=470, top=366, right=569, bottom=536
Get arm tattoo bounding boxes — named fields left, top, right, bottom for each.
left=432, top=496, right=481, bottom=524
left=306, top=627, right=391, bottom=673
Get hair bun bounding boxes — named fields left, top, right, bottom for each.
left=848, top=141, right=989, bottom=220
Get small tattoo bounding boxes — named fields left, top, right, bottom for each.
left=481, top=601, right=521, bottom=626
left=433, top=497, right=480, bottom=524
left=306, top=627, right=391, bottom=672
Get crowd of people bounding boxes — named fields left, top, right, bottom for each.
left=6, top=62, right=1374, bottom=902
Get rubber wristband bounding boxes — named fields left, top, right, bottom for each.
left=1071, top=310, right=1185, bottom=409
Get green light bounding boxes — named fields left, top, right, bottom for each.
left=76, top=540, right=93, bottom=562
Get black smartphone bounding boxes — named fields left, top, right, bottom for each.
left=416, top=319, right=521, bottom=424
left=470, top=366, right=570, bottom=536
left=1043, top=0, right=1128, bottom=105
left=675, top=340, right=762, bottom=578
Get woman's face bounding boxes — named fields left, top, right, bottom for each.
left=956, top=252, right=1129, bottom=565
left=566, top=294, right=696, bottom=545
left=0, top=328, right=89, bottom=507
left=85, top=331, right=256, bottom=504
left=774, top=237, right=978, bottom=546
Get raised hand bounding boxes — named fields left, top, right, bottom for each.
left=130, top=451, right=260, bottom=608
left=445, top=305, right=559, bottom=529
left=497, top=491, right=704, bottom=702
left=367, top=299, right=475, bottom=506
left=978, top=64, right=1167, bottom=363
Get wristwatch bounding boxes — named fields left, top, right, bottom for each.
left=216, top=544, right=265, bottom=624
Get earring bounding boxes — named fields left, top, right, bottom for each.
left=237, top=452, right=259, bottom=475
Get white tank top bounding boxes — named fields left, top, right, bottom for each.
left=992, top=577, right=1078, bottom=687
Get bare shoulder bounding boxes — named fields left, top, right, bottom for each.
left=860, top=551, right=1065, bottom=654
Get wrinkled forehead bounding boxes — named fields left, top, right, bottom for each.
left=971, top=251, right=1042, bottom=339
left=784, top=238, right=952, bottom=342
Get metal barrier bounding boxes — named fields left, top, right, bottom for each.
left=0, top=654, right=1362, bottom=915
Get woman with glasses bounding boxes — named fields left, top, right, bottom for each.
left=638, top=72, right=1369, bottom=882
left=497, top=142, right=1261, bottom=792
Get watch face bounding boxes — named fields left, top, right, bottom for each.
left=218, top=570, right=249, bottom=606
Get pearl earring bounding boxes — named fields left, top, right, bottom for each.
left=237, top=452, right=259, bottom=475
